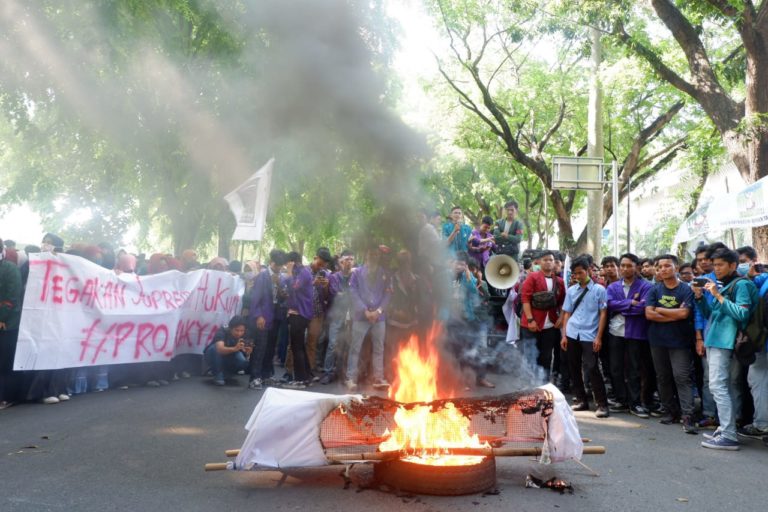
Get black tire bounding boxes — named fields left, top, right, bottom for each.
left=374, top=456, right=496, bottom=496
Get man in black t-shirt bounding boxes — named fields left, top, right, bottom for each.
left=645, top=254, right=697, bottom=434
left=203, top=316, right=252, bottom=386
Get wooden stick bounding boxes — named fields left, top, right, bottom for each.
left=224, top=438, right=592, bottom=460
left=206, top=446, right=606, bottom=470
left=222, top=445, right=605, bottom=461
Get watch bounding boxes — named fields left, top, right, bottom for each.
left=527, top=317, right=534, bottom=323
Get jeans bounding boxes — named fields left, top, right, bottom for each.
left=248, top=328, right=269, bottom=380
left=204, top=345, right=248, bottom=379
left=707, top=347, right=738, bottom=441
left=701, top=353, right=717, bottom=418
left=323, top=316, right=349, bottom=375
left=567, top=338, right=607, bottom=406
left=346, top=320, right=385, bottom=383
left=748, top=348, right=768, bottom=430
left=650, top=345, right=695, bottom=417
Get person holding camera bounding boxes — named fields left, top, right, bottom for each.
left=493, top=200, right=524, bottom=262
left=519, top=250, right=565, bottom=383
left=204, top=316, right=253, bottom=386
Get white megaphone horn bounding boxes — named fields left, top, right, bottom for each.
left=485, top=254, right=520, bottom=290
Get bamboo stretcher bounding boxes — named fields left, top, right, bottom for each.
left=204, top=445, right=606, bottom=471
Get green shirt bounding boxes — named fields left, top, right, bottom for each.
left=0, top=260, right=22, bottom=331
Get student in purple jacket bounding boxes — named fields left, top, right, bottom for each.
left=282, top=251, right=324, bottom=388
left=606, top=253, right=654, bottom=418
left=247, top=249, right=287, bottom=390
left=345, top=244, right=392, bottom=392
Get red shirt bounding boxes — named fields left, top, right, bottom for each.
left=520, top=271, right=566, bottom=329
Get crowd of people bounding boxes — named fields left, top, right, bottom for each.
left=1, top=200, right=768, bottom=453
left=513, top=243, right=768, bottom=452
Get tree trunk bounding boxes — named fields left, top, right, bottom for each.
left=586, top=27, right=604, bottom=261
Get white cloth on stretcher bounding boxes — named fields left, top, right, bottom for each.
left=234, top=384, right=582, bottom=469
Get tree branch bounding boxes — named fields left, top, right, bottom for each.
left=538, top=99, right=566, bottom=152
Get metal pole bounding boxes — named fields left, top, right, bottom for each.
left=626, top=174, right=631, bottom=253
left=612, top=161, right=619, bottom=257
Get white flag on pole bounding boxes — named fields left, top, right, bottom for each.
left=224, top=158, right=274, bottom=241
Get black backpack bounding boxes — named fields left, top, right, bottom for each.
left=725, top=278, right=768, bottom=365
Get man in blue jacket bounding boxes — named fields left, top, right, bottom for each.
left=606, top=253, right=653, bottom=418
left=694, top=248, right=758, bottom=450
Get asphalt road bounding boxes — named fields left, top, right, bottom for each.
left=1, top=374, right=765, bottom=512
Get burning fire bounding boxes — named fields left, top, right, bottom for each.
left=378, top=329, right=487, bottom=466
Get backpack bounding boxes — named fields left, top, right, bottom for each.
left=725, top=278, right=767, bottom=365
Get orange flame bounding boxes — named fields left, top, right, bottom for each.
left=378, top=328, right=487, bottom=466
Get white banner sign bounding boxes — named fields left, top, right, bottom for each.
left=224, top=158, right=274, bottom=241
left=14, top=253, right=244, bottom=370
left=674, top=175, right=768, bottom=244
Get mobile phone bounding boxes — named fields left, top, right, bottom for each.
left=692, top=277, right=708, bottom=287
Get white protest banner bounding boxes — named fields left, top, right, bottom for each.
left=224, top=158, right=274, bottom=241
left=14, top=253, right=244, bottom=370
left=674, top=175, right=768, bottom=244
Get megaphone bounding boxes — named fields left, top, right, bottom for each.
left=485, top=254, right=520, bottom=290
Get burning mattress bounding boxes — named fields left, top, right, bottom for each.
left=233, top=383, right=583, bottom=470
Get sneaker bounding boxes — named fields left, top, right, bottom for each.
left=283, top=380, right=307, bottom=390
left=158, top=380, right=170, bottom=386
left=280, top=373, right=292, bottom=383
left=682, top=416, right=698, bottom=435
left=57, top=394, right=71, bottom=402
left=650, top=405, right=668, bottom=418
left=344, top=379, right=358, bottom=392
left=737, top=424, right=768, bottom=440
left=180, top=371, right=191, bottom=379
left=146, top=380, right=160, bottom=387
left=701, top=435, right=740, bottom=451
left=213, top=372, right=225, bottom=386
left=697, top=416, right=719, bottom=429
left=595, top=406, right=610, bottom=418
left=237, top=370, right=245, bottom=375
left=42, top=396, right=60, bottom=405
left=629, top=405, right=650, bottom=419
left=0, top=401, right=15, bottom=410
left=659, top=414, right=680, bottom=425
left=248, top=378, right=263, bottom=390
left=702, top=430, right=720, bottom=441
left=172, top=373, right=180, bottom=381
left=608, top=402, right=629, bottom=413
left=118, top=385, right=130, bottom=390
left=311, top=375, right=321, bottom=383
left=570, top=402, right=589, bottom=412
left=372, top=379, right=391, bottom=390
left=319, top=374, right=334, bottom=385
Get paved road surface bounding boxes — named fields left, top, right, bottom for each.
left=1, top=374, right=765, bottom=512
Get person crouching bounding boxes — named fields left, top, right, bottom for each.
left=204, top=316, right=253, bottom=386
